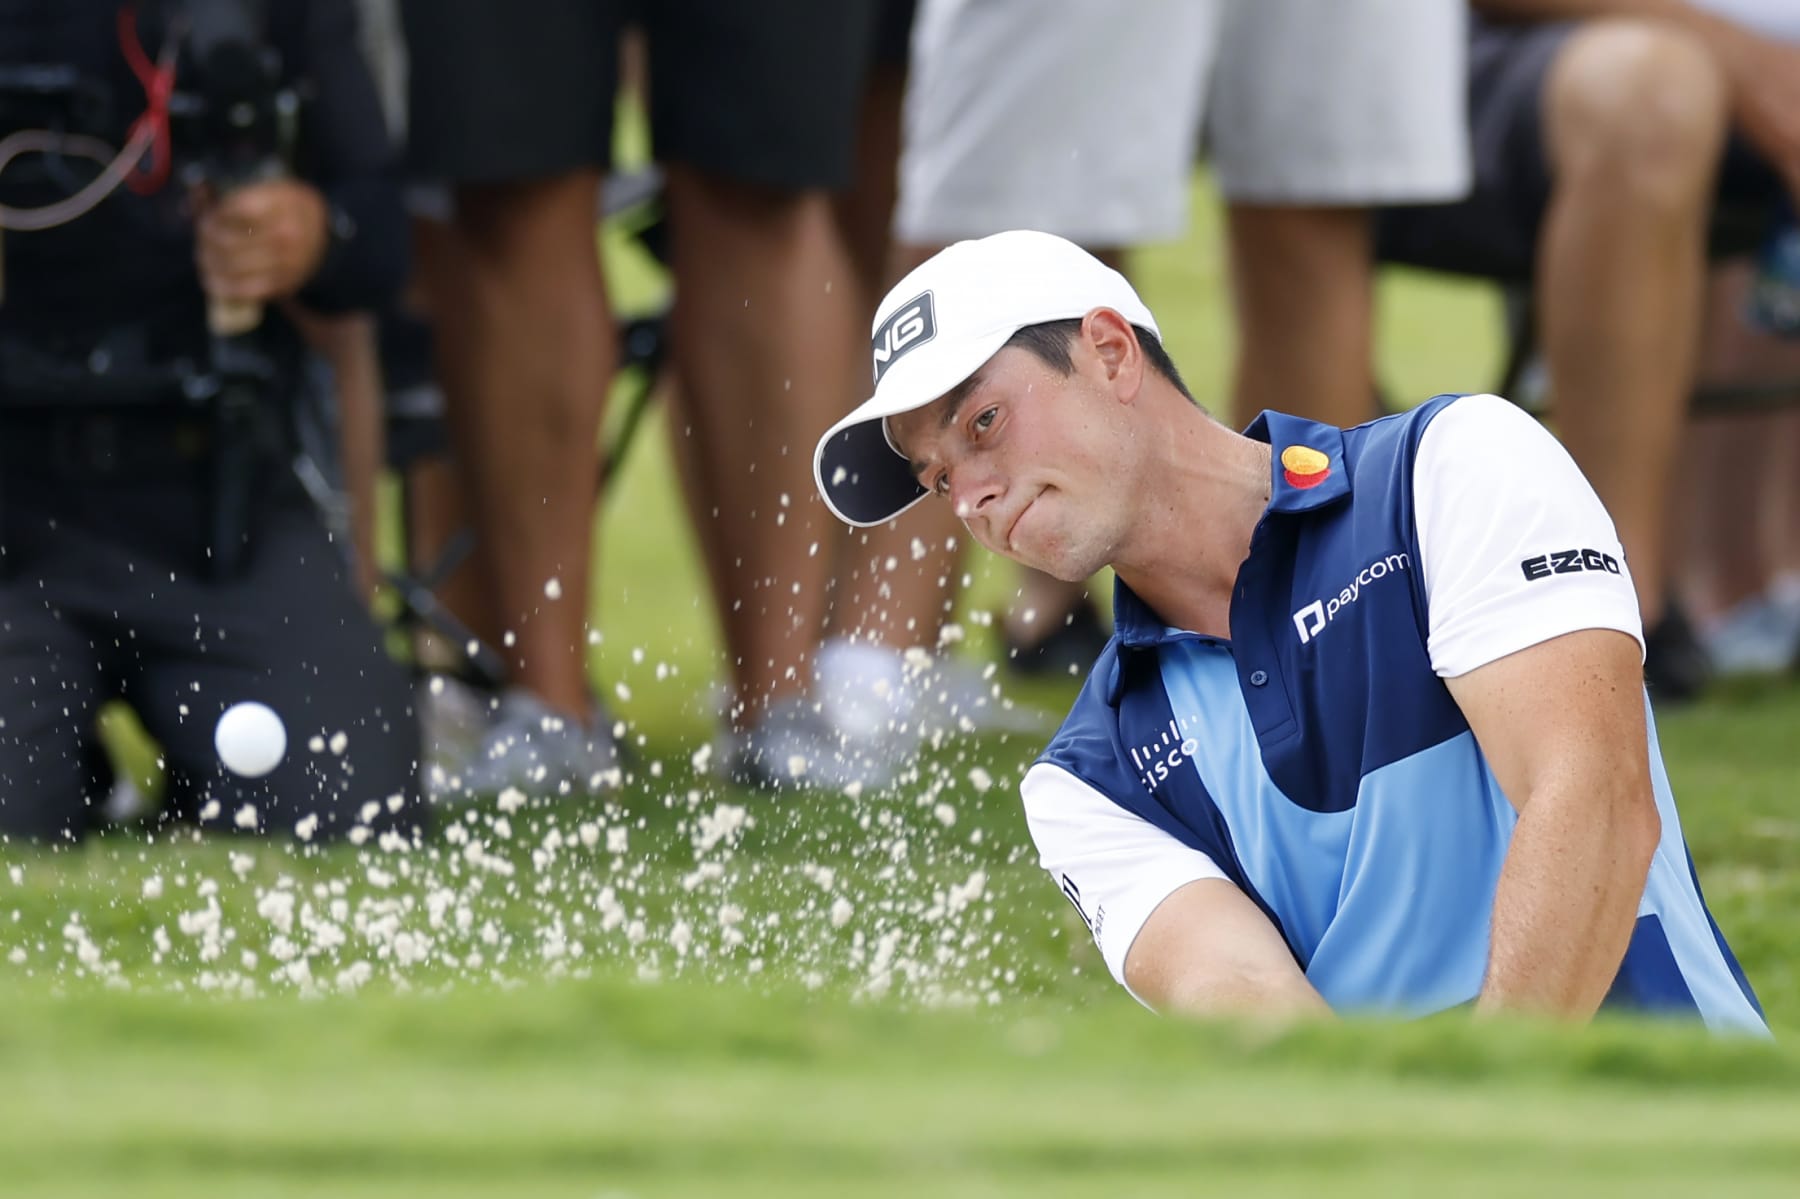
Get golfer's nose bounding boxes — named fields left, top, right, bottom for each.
left=949, top=465, right=1002, bottom=521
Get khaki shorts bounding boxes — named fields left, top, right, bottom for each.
left=897, top=0, right=1472, bottom=246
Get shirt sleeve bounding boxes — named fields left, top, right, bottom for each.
left=1021, top=761, right=1228, bottom=999
left=1413, top=394, right=1645, bottom=678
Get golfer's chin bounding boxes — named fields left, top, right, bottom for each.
left=1036, top=555, right=1100, bottom=584
left=1006, top=534, right=1097, bottom=584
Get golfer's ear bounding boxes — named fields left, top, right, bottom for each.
left=1082, top=307, right=1144, bottom=400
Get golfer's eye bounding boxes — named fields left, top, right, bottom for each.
left=973, top=406, right=998, bottom=434
left=933, top=471, right=951, bottom=497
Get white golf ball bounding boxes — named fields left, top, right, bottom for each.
left=214, top=702, right=287, bottom=778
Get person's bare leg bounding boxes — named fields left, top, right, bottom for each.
left=1225, top=206, right=1377, bottom=431
left=827, top=70, right=968, bottom=654
left=622, top=29, right=737, bottom=661
left=404, top=215, right=505, bottom=666
left=1678, top=262, right=1789, bottom=620
left=1676, top=415, right=1770, bottom=621
left=1673, top=407, right=1800, bottom=673
left=404, top=455, right=506, bottom=666
left=663, top=166, right=856, bottom=722
left=834, top=63, right=905, bottom=311
left=427, top=173, right=613, bottom=718
left=832, top=512, right=965, bottom=649
left=1536, top=23, right=1729, bottom=628
left=1778, top=414, right=1800, bottom=587
left=1005, top=568, right=1098, bottom=659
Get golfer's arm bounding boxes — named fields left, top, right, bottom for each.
left=1446, top=629, right=1662, bottom=1019
left=1123, top=878, right=1333, bottom=1020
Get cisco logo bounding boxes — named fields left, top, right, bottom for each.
left=1129, top=718, right=1197, bottom=792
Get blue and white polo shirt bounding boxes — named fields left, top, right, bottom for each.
left=1022, top=394, right=1767, bottom=1034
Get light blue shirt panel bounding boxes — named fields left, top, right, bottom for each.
left=1156, top=639, right=1351, bottom=962
left=1310, top=736, right=1517, bottom=1015
left=1159, top=638, right=1768, bottom=1031
left=1636, top=706, right=1769, bottom=1035
left=1161, top=632, right=1517, bottom=1014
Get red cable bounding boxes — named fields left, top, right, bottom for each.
left=119, top=3, right=175, bottom=195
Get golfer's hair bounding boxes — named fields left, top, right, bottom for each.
left=1005, top=318, right=1196, bottom=404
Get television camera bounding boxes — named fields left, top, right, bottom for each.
left=0, top=0, right=307, bottom=579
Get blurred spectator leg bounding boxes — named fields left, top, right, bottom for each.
left=662, top=168, right=855, bottom=727
left=285, top=307, right=386, bottom=602
left=429, top=174, right=614, bottom=721
left=817, top=31, right=1047, bottom=733
left=828, top=190, right=964, bottom=669
left=1208, top=0, right=1466, bottom=431
left=401, top=0, right=627, bottom=795
left=1000, top=567, right=1106, bottom=680
left=402, top=455, right=505, bottom=663
left=1676, top=260, right=1800, bottom=674
left=1224, top=207, right=1378, bottom=431
left=1533, top=22, right=1730, bottom=630
left=404, top=215, right=506, bottom=664
left=1680, top=413, right=1771, bottom=616
left=826, top=164, right=965, bottom=667
left=887, top=2, right=1222, bottom=686
left=1780, top=418, right=1800, bottom=604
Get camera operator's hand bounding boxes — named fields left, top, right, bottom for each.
left=194, top=179, right=332, bottom=304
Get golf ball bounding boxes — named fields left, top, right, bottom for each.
left=214, top=701, right=287, bottom=778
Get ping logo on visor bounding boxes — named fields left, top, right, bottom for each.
left=871, top=291, right=937, bottom=384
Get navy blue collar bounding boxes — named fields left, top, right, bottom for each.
left=1111, top=411, right=1353, bottom=650
left=1243, top=410, right=1351, bottom=515
left=1112, top=575, right=1191, bottom=650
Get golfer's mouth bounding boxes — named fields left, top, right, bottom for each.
left=1004, top=491, right=1041, bottom=552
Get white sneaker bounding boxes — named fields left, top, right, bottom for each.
left=1772, top=572, right=1800, bottom=627
left=418, top=674, right=497, bottom=781
left=1702, top=592, right=1800, bottom=677
left=101, top=774, right=154, bottom=825
left=716, top=694, right=900, bottom=793
left=813, top=637, right=1054, bottom=745
left=813, top=638, right=914, bottom=742
left=908, top=655, right=1058, bottom=738
left=428, top=687, right=622, bottom=804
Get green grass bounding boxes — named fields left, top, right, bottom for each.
left=4, top=978, right=1800, bottom=1197
left=3, top=175, right=1797, bottom=1194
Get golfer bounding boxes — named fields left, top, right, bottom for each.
left=815, top=230, right=1767, bottom=1034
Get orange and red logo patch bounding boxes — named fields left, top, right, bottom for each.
left=1281, top=445, right=1332, bottom=490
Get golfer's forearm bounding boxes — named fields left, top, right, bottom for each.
left=1152, top=970, right=1335, bottom=1023
left=1477, top=792, right=1660, bottom=1018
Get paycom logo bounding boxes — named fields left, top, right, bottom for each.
left=1292, top=552, right=1411, bottom=644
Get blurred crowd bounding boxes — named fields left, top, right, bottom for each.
left=1, top=0, right=1798, bottom=842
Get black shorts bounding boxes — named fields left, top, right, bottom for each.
left=403, top=0, right=913, bottom=189
left=1377, top=17, right=1785, bottom=282
left=0, top=416, right=423, bottom=843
